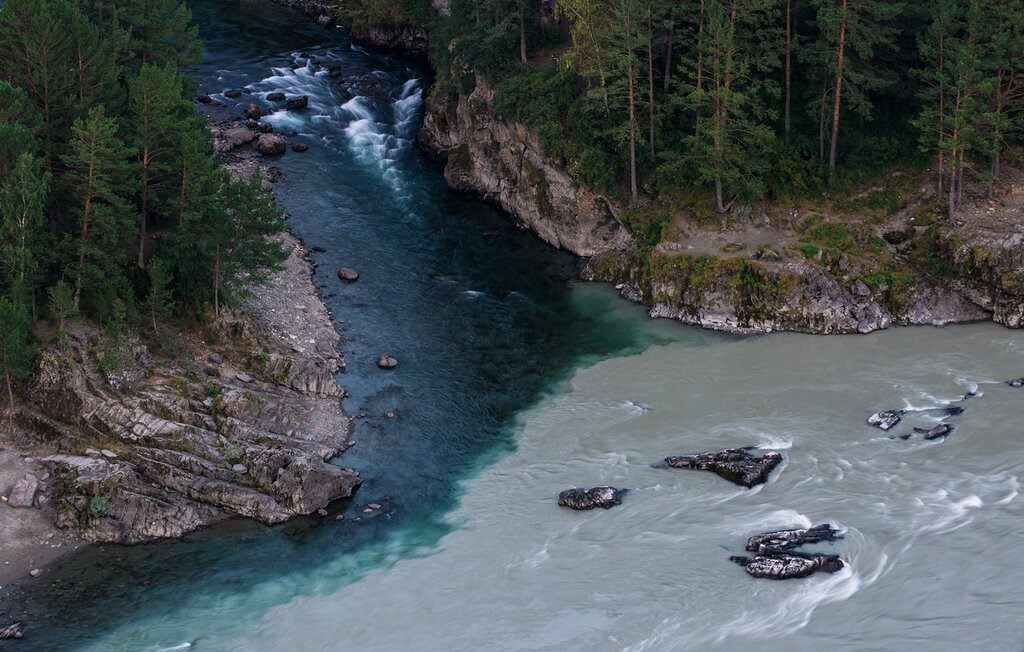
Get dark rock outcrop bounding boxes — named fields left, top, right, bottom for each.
left=419, top=75, right=633, bottom=257
left=730, top=524, right=845, bottom=579
left=243, top=103, right=262, bottom=120
left=557, top=487, right=626, bottom=510
left=377, top=355, right=398, bottom=369
left=730, top=552, right=844, bottom=580
left=663, top=448, right=782, bottom=488
left=266, top=91, right=286, bottom=102
left=1007, top=377, right=1024, bottom=387
left=285, top=95, right=309, bottom=111
left=913, top=423, right=954, bottom=440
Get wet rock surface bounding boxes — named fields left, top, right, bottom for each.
left=730, top=524, right=845, bottom=579
left=663, top=448, right=782, bottom=488
left=557, top=487, right=626, bottom=510
left=868, top=410, right=903, bottom=431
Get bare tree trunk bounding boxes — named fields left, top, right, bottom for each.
left=827, top=0, right=848, bottom=185
left=647, top=6, right=656, bottom=155
left=139, top=153, right=149, bottom=269
left=663, top=21, right=674, bottom=93
left=626, top=3, right=638, bottom=200
left=519, top=4, right=528, bottom=65
left=784, top=0, right=792, bottom=137
left=74, top=164, right=96, bottom=311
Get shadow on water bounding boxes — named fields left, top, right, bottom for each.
left=1, top=1, right=728, bottom=649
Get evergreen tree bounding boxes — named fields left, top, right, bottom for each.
left=0, top=82, right=43, bottom=175
left=62, top=107, right=132, bottom=313
left=0, top=297, right=34, bottom=418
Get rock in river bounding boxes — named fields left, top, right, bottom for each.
left=0, top=622, right=24, bottom=639
left=243, top=102, right=262, bottom=120
left=257, top=133, right=287, bottom=156
left=730, top=552, right=844, bottom=580
left=867, top=410, right=903, bottom=431
left=730, top=524, right=845, bottom=579
left=285, top=95, right=309, bottom=111
left=377, top=355, right=398, bottom=369
left=337, top=267, right=359, bottom=282
left=266, top=91, right=285, bottom=101
left=1007, top=377, right=1024, bottom=387
left=744, top=524, right=842, bottom=554
left=222, top=127, right=256, bottom=150
left=663, top=448, right=782, bottom=488
left=913, top=423, right=954, bottom=440
left=292, top=142, right=309, bottom=152
left=557, top=487, right=626, bottom=510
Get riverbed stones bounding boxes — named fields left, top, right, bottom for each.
left=377, top=355, right=398, bottom=369
left=266, top=91, right=286, bottom=101
left=557, top=487, right=626, bottom=510
left=243, top=102, right=262, bottom=120
left=7, top=474, right=39, bottom=508
left=292, top=142, right=309, bottom=152
left=663, top=448, right=783, bottom=488
left=285, top=95, right=309, bottom=111
left=257, top=133, right=287, bottom=156
left=0, top=622, right=24, bottom=639
left=1007, top=377, right=1024, bottom=387
left=257, top=122, right=274, bottom=133
left=867, top=410, right=903, bottom=431
left=197, top=94, right=213, bottom=104
left=337, top=267, right=359, bottom=282
left=222, top=127, right=257, bottom=150
left=224, top=89, right=244, bottom=98
left=730, top=524, right=845, bottom=579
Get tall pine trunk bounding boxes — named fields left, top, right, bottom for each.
left=663, top=21, right=674, bottom=93
left=74, top=163, right=96, bottom=311
left=784, top=0, right=792, bottom=137
left=647, top=7, right=656, bottom=155
left=519, top=4, right=528, bottom=65
left=626, top=3, right=638, bottom=200
left=828, top=0, right=848, bottom=185
left=139, top=149, right=150, bottom=269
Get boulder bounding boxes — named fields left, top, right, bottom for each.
left=1007, top=377, right=1024, bottom=387
left=913, top=423, right=953, bottom=440
left=285, top=95, right=309, bottom=111
left=730, top=552, right=844, bottom=579
left=337, top=267, right=359, bottom=282
left=292, top=142, right=309, bottom=153
left=730, top=524, right=845, bottom=579
left=243, top=103, right=262, bottom=120
left=0, top=622, right=24, bottom=639
left=257, top=133, right=287, bottom=156
left=222, top=127, right=256, bottom=150
left=196, top=94, right=213, bottom=104
left=208, top=352, right=224, bottom=365
left=377, top=355, right=398, bottom=369
left=266, top=91, right=286, bottom=102
left=882, top=225, right=915, bottom=245
left=281, top=128, right=298, bottom=137
left=663, top=448, right=782, bottom=488
left=744, top=524, right=842, bottom=554
left=257, top=122, right=274, bottom=133
left=7, top=474, right=39, bottom=508
left=236, top=372, right=253, bottom=383
left=557, top=486, right=626, bottom=510
left=867, top=410, right=903, bottom=431
left=231, top=464, right=248, bottom=474
left=224, top=89, right=244, bottom=98
left=316, top=13, right=334, bottom=27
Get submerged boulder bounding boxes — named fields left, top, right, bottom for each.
left=867, top=410, right=903, bottom=431
left=730, top=552, right=844, bottom=580
left=557, top=486, right=626, bottom=510
left=266, top=91, right=286, bottom=102
left=377, top=355, right=398, bottom=369
left=337, top=267, right=359, bottom=282
left=1007, top=377, right=1024, bottom=387
left=663, top=448, right=782, bottom=488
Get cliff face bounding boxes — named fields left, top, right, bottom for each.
left=585, top=246, right=986, bottom=334
left=14, top=234, right=360, bottom=545
left=419, top=76, right=634, bottom=257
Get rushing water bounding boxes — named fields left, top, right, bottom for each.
left=6, top=2, right=1024, bottom=650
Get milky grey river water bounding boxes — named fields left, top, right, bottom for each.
left=6, top=1, right=1024, bottom=650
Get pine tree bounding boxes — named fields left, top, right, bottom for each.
left=129, top=63, right=191, bottom=269
left=204, top=171, right=287, bottom=318
left=0, top=82, right=43, bottom=175
left=980, top=0, right=1024, bottom=189
left=812, top=0, right=902, bottom=183
left=62, top=107, right=131, bottom=313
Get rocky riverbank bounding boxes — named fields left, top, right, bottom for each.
left=0, top=145, right=356, bottom=598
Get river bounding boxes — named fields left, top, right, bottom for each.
left=7, top=1, right=1024, bottom=650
